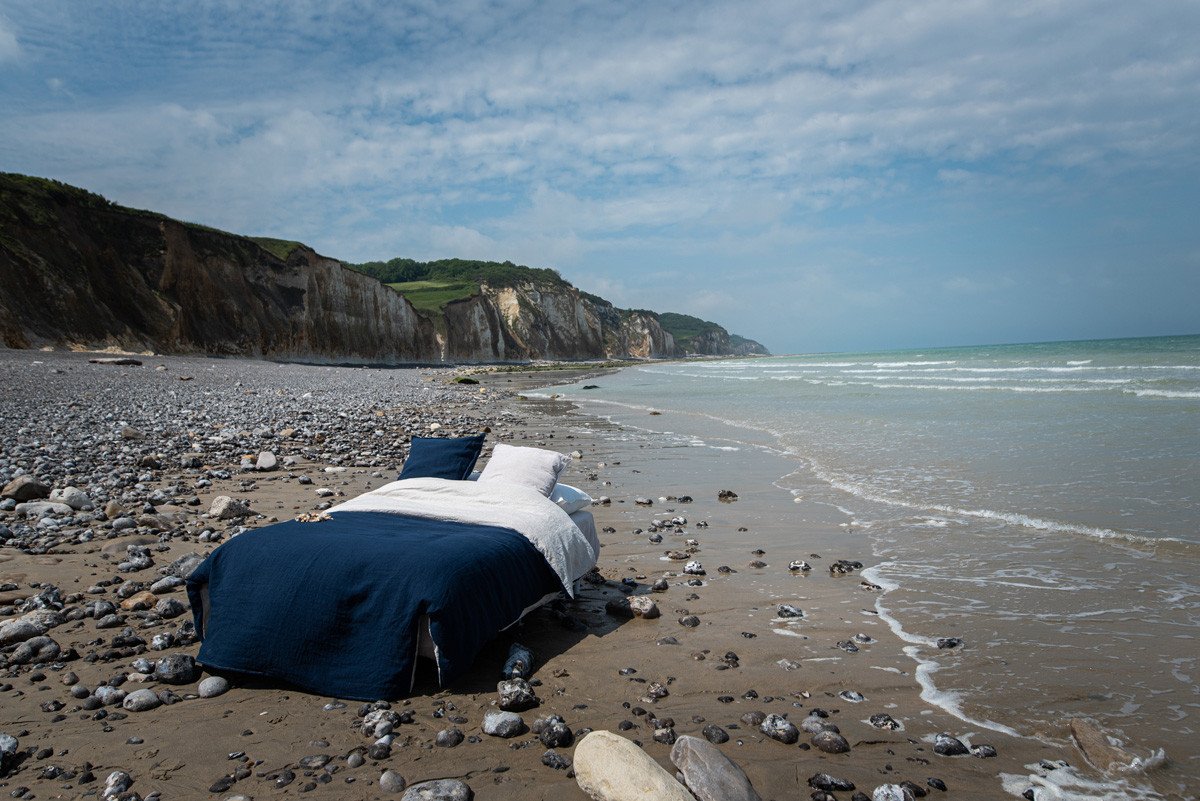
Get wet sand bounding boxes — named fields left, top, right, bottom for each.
left=0, top=351, right=1107, bottom=800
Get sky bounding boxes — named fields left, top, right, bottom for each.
left=1, top=1, right=1198, bottom=354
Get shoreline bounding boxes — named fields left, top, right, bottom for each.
left=0, top=349, right=1174, bottom=800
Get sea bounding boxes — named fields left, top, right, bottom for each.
left=543, top=334, right=1200, bottom=798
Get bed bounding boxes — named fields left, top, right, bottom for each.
left=186, top=476, right=598, bottom=701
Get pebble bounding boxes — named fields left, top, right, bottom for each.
left=872, top=785, right=915, bottom=801
left=435, top=727, right=464, bottom=747
left=400, top=778, right=473, bottom=801
left=497, top=678, right=539, bottom=711
left=541, top=750, right=570, bottom=770
left=759, top=714, right=799, bottom=745
left=483, top=710, right=525, bottom=738
left=811, top=729, right=851, bottom=753
left=933, top=733, right=969, bottom=756
left=155, top=654, right=197, bottom=684
left=810, top=773, right=857, bottom=792
left=103, top=770, right=133, bottom=799
left=379, top=769, right=407, bottom=793
left=605, top=596, right=661, bottom=619
left=869, top=713, right=901, bottom=730
left=199, top=675, right=230, bottom=698
left=776, top=603, right=803, bottom=618
left=537, top=715, right=573, bottom=748
left=122, top=688, right=162, bottom=712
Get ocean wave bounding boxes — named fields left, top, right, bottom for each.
left=1128, top=389, right=1200, bottom=398
left=813, top=464, right=1192, bottom=550
left=862, top=565, right=1025, bottom=737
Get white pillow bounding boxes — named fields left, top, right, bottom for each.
left=477, top=443, right=570, bottom=497
left=550, top=482, right=593, bottom=515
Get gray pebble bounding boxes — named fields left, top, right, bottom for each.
left=379, top=769, right=406, bottom=793
left=198, top=676, right=230, bottom=698
left=482, top=711, right=525, bottom=738
left=401, top=778, right=473, bottom=801
left=122, top=688, right=162, bottom=712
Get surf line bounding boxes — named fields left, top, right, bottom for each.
left=861, top=563, right=1024, bottom=739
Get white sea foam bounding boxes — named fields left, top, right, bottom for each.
left=1129, top=389, right=1200, bottom=398
left=812, top=462, right=1190, bottom=549
left=862, top=564, right=1024, bottom=737
left=1000, top=760, right=1167, bottom=801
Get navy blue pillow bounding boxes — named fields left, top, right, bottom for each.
left=398, top=433, right=486, bottom=481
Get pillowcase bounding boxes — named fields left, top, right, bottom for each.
left=550, top=482, right=593, bottom=514
left=398, top=433, right=486, bottom=481
left=477, top=443, right=570, bottom=497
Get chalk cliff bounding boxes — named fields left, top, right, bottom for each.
left=0, top=174, right=767, bottom=362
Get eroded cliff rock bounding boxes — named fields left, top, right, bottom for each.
left=0, top=175, right=438, bottom=362
left=1, top=173, right=767, bottom=362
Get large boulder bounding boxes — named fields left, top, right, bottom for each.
left=574, top=730, right=693, bottom=801
left=670, top=735, right=762, bottom=801
left=1, top=476, right=50, bottom=501
left=7, top=635, right=60, bottom=665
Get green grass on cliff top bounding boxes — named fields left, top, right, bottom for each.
left=249, top=237, right=305, bottom=260
left=387, top=280, right=479, bottom=335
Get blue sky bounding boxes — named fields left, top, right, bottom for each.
left=2, top=0, right=1198, bottom=354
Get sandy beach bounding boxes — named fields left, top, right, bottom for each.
left=0, top=349, right=1141, bottom=800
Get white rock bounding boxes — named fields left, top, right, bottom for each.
left=49, top=486, right=93, bottom=510
left=255, top=451, right=278, bottom=471
left=209, top=496, right=249, bottom=519
left=198, top=675, right=230, bottom=698
left=574, top=730, right=693, bottom=801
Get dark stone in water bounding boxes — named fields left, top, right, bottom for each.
left=970, top=743, right=997, bottom=758
left=936, top=638, right=963, bottom=649
left=900, top=780, right=928, bottom=797
left=837, top=640, right=860, bottom=653
left=927, top=777, right=948, bottom=792
left=702, top=725, right=729, bottom=744
left=870, top=713, right=901, bottom=730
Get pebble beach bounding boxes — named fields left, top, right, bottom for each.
left=0, top=348, right=1151, bottom=801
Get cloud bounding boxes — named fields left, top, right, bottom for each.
left=0, top=17, right=19, bottom=62
left=1, top=1, right=1198, bottom=351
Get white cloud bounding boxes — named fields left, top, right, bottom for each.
left=2, top=1, right=1198, bottom=350
left=0, top=17, right=19, bottom=62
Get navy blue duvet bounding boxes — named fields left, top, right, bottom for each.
left=186, top=510, right=564, bottom=700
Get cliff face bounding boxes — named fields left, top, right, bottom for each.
left=0, top=174, right=766, bottom=362
left=440, top=284, right=677, bottom=362
left=0, top=177, right=438, bottom=362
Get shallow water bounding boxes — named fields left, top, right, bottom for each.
left=541, top=334, right=1200, bottom=796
